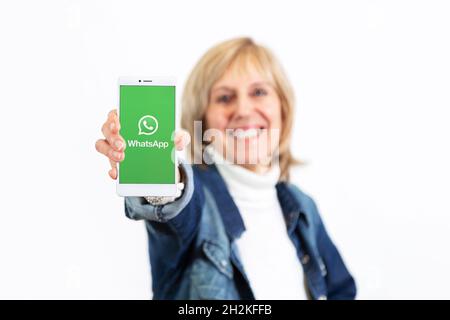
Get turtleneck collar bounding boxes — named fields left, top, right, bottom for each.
left=205, top=145, right=280, bottom=201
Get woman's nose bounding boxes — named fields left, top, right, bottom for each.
left=234, top=96, right=254, bottom=117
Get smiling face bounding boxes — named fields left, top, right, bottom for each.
left=205, top=62, right=282, bottom=172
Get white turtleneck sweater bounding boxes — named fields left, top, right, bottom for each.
left=206, top=147, right=306, bottom=300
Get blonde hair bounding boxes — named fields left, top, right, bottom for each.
left=181, top=37, right=300, bottom=181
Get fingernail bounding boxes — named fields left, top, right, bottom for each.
left=113, top=151, right=122, bottom=160
left=110, top=122, right=115, bottom=131
left=115, top=140, right=123, bottom=149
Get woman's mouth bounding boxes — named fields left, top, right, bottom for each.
left=226, top=126, right=266, bottom=139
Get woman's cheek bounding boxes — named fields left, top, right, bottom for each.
left=265, top=103, right=282, bottom=129
left=206, top=107, right=228, bottom=129
left=216, top=115, right=231, bottom=132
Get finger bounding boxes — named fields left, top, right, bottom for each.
left=104, top=109, right=120, bottom=137
left=95, top=139, right=124, bottom=162
left=107, top=109, right=117, bottom=119
left=174, top=134, right=184, bottom=151
left=108, top=169, right=116, bottom=180
left=101, top=121, right=125, bottom=151
left=108, top=110, right=120, bottom=134
left=174, top=130, right=191, bottom=151
left=108, top=158, right=118, bottom=180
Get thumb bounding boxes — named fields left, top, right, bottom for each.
left=174, top=129, right=191, bottom=151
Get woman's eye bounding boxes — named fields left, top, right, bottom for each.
left=253, top=88, right=267, bottom=97
left=217, top=95, right=232, bottom=103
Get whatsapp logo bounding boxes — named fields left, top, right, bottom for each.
left=129, top=114, right=168, bottom=149
left=138, top=115, right=159, bottom=135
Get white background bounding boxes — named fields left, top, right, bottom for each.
left=0, top=0, right=449, bottom=299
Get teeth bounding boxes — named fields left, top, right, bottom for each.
left=232, top=128, right=259, bottom=139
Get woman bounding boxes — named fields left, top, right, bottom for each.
left=95, top=37, right=356, bottom=300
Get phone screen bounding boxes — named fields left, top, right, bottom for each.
left=119, top=85, right=175, bottom=184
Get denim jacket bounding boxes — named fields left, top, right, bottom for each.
left=124, top=160, right=356, bottom=300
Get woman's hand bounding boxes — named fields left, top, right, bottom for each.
left=95, top=109, right=125, bottom=179
left=95, top=109, right=190, bottom=182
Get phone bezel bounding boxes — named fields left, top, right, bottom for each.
left=116, top=76, right=178, bottom=197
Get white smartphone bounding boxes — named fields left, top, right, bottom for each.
left=116, top=77, right=178, bottom=197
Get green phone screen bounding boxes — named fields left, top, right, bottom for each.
left=119, top=85, right=175, bottom=184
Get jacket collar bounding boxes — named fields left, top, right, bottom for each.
left=194, top=162, right=310, bottom=241
left=275, top=183, right=310, bottom=233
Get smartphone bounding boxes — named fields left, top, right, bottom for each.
left=116, top=77, right=177, bottom=197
